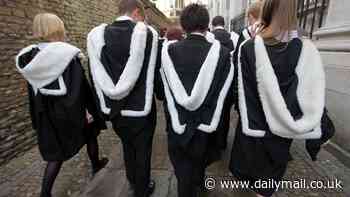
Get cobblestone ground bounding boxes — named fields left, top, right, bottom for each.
left=0, top=103, right=349, bottom=197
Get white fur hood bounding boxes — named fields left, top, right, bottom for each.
left=237, top=36, right=325, bottom=139
left=87, top=22, right=158, bottom=116
left=161, top=39, right=234, bottom=134
left=16, top=42, right=81, bottom=95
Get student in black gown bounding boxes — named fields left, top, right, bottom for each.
left=211, top=16, right=235, bottom=52
left=232, top=1, right=262, bottom=110
left=16, top=13, right=108, bottom=197
left=160, top=4, right=234, bottom=197
left=87, top=1, right=160, bottom=196
left=210, top=16, right=236, bottom=152
left=236, top=1, right=262, bottom=47
left=230, top=0, right=334, bottom=196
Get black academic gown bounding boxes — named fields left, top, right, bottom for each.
left=18, top=47, right=106, bottom=162
left=155, top=38, right=165, bottom=100
left=89, top=20, right=159, bottom=197
left=162, top=34, right=232, bottom=197
left=212, top=28, right=235, bottom=151
left=98, top=20, right=158, bottom=134
left=229, top=38, right=334, bottom=197
left=232, top=27, right=252, bottom=110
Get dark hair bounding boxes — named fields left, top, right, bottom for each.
left=180, top=4, right=209, bottom=33
left=159, top=27, right=167, bottom=38
left=212, top=16, right=225, bottom=27
left=118, top=0, right=142, bottom=14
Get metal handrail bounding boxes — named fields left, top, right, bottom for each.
left=297, top=0, right=329, bottom=38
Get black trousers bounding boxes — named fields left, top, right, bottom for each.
left=168, top=131, right=210, bottom=197
left=111, top=110, right=156, bottom=197
left=215, top=108, right=231, bottom=150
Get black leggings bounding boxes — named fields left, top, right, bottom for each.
left=40, top=136, right=101, bottom=197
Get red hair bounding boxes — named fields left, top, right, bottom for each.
left=166, top=27, right=184, bottom=41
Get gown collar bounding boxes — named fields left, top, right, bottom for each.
left=116, top=15, right=134, bottom=22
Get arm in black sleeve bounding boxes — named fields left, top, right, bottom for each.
left=81, top=59, right=108, bottom=127
left=83, top=75, right=107, bottom=129
left=306, top=108, right=335, bottom=161
left=27, top=84, right=37, bottom=130
left=86, top=58, right=110, bottom=121
left=227, top=40, right=235, bottom=52
left=223, top=52, right=235, bottom=108
left=232, top=35, right=241, bottom=109
left=232, top=32, right=247, bottom=111
left=154, top=39, right=165, bottom=100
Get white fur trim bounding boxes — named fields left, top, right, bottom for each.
left=39, top=76, right=67, bottom=96
left=87, top=24, right=110, bottom=114
left=231, top=31, right=239, bottom=47
left=160, top=68, right=187, bottom=134
left=197, top=59, right=234, bottom=133
left=87, top=23, right=157, bottom=116
left=242, top=29, right=251, bottom=40
left=213, top=26, right=225, bottom=30
left=161, top=40, right=221, bottom=111
left=116, top=15, right=133, bottom=21
left=237, top=40, right=267, bottom=137
left=238, top=36, right=324, bottom=139
left=16, top=42, right=80, bottom=96
left=121, top=25, right=159, bottom=117
left=88, top=23, right=147, bottom=100
left=161, top=41, right=232, bottom=134
left=255, top=36, right=324, bottom=139
left=206, top=31, right=216, bottom=43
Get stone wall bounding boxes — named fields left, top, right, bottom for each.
left=0, top=0, right=168, bottom=165
left=314, top=0, right=350, bottom=156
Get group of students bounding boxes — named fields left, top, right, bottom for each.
left=15, top=0, right=336, bottom=197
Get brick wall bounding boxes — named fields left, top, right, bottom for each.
left=0, top=0, right=168, bottom=165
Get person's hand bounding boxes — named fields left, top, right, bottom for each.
left=86, top=110, right=94, bottom=124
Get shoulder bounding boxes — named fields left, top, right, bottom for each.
left=221, top=29, right=231, bottom=37
left=53, top=42, right=82, bottom=65
left=146, top=25, right=159, bottom=39
left=294, top=38, right=320, bottom=62
left=147, top=25, right=157, bottom=33
left=105, top=21, right=136, bottom=34
left=240, top=38, right=255, bottom=55
left=168, top=40, right=183, bottom=52
left=213, top=29, right=228, bottom=36
left=290, top=38, right=304, bottom=51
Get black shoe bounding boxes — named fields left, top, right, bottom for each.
left=40, top=191, right=52, bottom=197
left=92, top=158, right=109, bottom=175
left=129, top=180, right=155, bottom=197
left=147, top=180, right=156, bottom=196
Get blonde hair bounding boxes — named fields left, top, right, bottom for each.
left=248, top=1, right=262, bottom=19
left=33, top=13, right=65, bottom=41
left=259, top=0, right=298, bottom=38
